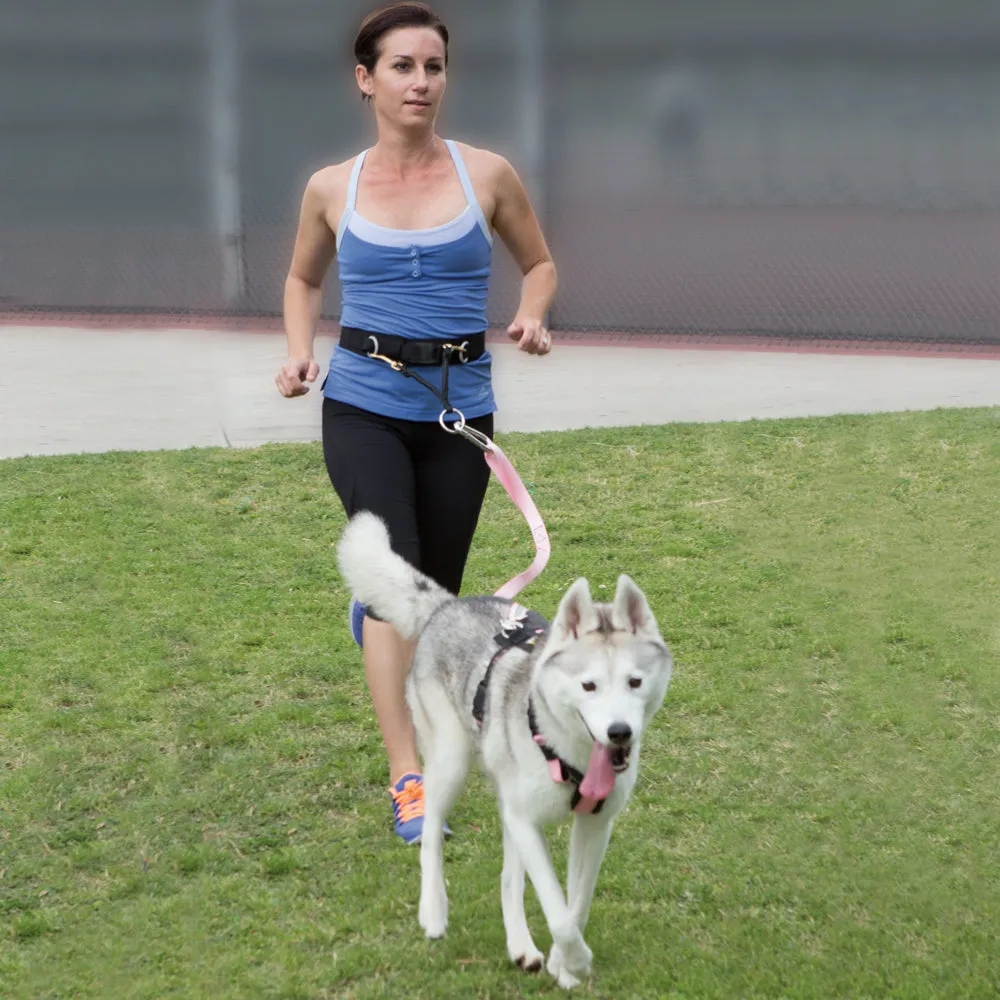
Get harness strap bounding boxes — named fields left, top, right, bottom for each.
left=472, top=647, right=507, bottom=725
left=473, top=607, right=548, bottom=725
left=528, top=700, right=606, bottom=815
left=469, top=614, right=603, bottom=815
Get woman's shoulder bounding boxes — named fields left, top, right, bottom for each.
left=449, top=140, right=517, bottom=183
left=305, top=154, right=361, bottom=199
left=449, top=141, right=533, bottom=214
left=298, top=152, right=367, bottom=227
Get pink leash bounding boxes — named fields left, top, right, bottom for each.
left=369, top=341, right=551, bottom=601
left=484, top=441, right=551, bottom=599
left=441, top=414, right=550, bottom=600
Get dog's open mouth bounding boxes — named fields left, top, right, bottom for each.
left=610, top=745, right=632, bottom=773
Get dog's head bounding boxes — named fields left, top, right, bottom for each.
left=533, top=575, right=673, bottom=772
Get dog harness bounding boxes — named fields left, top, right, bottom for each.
left=472, top=605, right=608, bottom=815
left=472, top=604, right=548, bottom=724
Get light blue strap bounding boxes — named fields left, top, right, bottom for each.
left=337, top=149, right=368, bottom=249
left=445, top=139, right=492, bottom=245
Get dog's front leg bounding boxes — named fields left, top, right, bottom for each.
left=502, top=810, right=592, bottom=989
left=545, top=815, right=613, bottom=986
left=501, top=819, right=545, bottom=973
left=566, top=814, right=614, bottom=932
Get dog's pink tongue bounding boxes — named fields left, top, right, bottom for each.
left=578, top=741, right=616, bottom=799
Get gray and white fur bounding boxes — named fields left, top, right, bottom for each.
left=337, top=511, right=674, bottom=989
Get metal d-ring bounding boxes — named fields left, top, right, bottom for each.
left=439, top=408, right=492, bottom=451
left=439, top=407, right=466, bottom=434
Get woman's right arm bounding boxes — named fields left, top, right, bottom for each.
left=276, top=170, right=340, bottom=398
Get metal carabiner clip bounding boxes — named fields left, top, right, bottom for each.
left=365, top=335, right=404, bottom=371
left=441, top=341, right=470, bottom=364
left=439, top=408, right=492, bottom=451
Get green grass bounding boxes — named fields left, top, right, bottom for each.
left=2, top=408, right=1000, bottom=999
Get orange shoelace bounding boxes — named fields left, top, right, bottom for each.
left=389, top=778, right=425, bottom=823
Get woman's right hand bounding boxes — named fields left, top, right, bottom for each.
left=275, top=356, right=320, bottom=397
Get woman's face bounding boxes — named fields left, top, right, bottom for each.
left=357, top=26, right=447, bottom=127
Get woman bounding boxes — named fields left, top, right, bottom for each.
left=275, top=2, right=557, bottom=844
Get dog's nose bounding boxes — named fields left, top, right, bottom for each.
left=606, top=722, right=632, bottom=746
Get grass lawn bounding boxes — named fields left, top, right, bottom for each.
left=2, top=407, right=999, bottom=999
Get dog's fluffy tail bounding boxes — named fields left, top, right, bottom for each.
left=336, top=511, right=452, bottom=639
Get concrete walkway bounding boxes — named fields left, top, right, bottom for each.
left=2, top=324, right=999, bottom=460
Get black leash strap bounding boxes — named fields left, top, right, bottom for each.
left=348, top=326, right=495, bottom=448
left=368, top=340, right=464, bottom=423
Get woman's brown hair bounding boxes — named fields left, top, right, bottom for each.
left=355, top=2, right=449, bottom=97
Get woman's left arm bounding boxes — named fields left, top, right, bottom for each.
left=491, top=157, right=558, bottom=356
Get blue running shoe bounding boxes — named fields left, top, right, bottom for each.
left=389, top=773, right=426, bottom=845
left=388, top=773, right=452, bottom=845
left=349, top=598, right=366, bottom=649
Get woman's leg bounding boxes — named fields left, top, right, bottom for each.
left=361, top=620, right=419, bottom=783
left=322, top=399, right=423, bottom=784
left=411, top=412, right=495, bottom=595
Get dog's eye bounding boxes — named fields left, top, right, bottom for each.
left=628, top=678, right=642, bottom=689
left=581, top=681, right=597, bottom=693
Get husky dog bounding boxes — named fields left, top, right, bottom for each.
left=337, top=512, right=673, bottom=989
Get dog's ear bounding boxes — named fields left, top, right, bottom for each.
left=552, top=577, right=598, bottom=641
left=611, top=574, right=659, bottom=636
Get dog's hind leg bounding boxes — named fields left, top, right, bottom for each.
left=501, top=818, right=545, bottom=973
left=414, top=681, right=471, bottom=940
left=502, top=810, right=592, bottom=989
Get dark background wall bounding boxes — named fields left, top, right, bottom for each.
left=2, top=0, right=999, bottom=342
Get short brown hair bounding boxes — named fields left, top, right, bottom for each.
left=354, top=2, right=449, bottom=75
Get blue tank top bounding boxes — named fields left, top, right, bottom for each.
left=322, top=139, right=496, bottom=422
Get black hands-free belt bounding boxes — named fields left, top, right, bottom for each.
left=339, top=326, right=486, bottom=367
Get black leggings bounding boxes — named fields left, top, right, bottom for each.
left=322, top=397, right=494, bottom=598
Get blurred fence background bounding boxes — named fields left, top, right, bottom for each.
left=2, top=0, right=1000, bottom=342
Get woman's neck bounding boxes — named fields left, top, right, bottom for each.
left=368, top=125, right=443, bottom=178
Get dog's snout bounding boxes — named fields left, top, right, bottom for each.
left=606, top=722, right=632, bottom=746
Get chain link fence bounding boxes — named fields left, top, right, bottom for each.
left=2, top=0, right=1000, bottom=343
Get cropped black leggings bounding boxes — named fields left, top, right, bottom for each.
left=322, top=397, right=494, bottom=599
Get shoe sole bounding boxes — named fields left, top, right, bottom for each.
left=396, top=829, right=453, bottom=846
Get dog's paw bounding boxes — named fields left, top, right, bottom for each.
left=547, top=945, right=582, bottom=989
left=417, top=886, right=448, bottom=939
left=509, top=939, right=545, bottom=973
left=419, top=907, right=447, bottom=939
left=549, top=932, right=592, bottom=983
